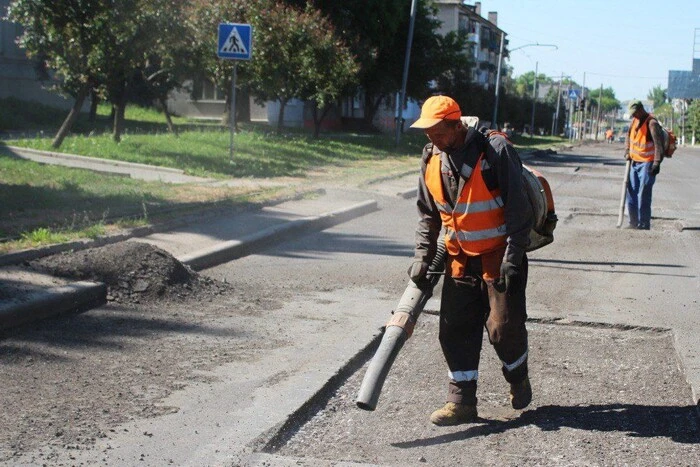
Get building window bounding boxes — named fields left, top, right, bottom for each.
left=192, top=78, right=224, bottom=101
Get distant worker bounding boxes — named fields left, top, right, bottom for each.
left=624, top=101, right=664, bottom=230
left=605, top=128, right=614, bottom=144
left=408, top=96, right=534, bottom=426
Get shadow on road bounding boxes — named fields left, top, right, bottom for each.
left=392, top=403, right=700, bottom=448
left=529, top=258, right=695, bottom=278
left=0, top=303, right=241, bottom=359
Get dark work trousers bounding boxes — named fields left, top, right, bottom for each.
left=439, top=254, right=529, bottom=406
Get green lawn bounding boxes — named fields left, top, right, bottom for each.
left=0, top=101, right=426, bottom=251
left=0, top=99, right=570, bottom=253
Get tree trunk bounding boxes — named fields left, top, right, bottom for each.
left=51, top=83, right=90, bottom=149
left=277, top=99, right=287, bottom=133
left=312, top=103, right=331, bottom=138
left=236, top=87, right=251, bottom=124
left=89, top=89, right=99, bottom=122
left=222, top=91, right=231, bottom=126
left=112, top=99, right=126, bottom=143
left=363, top=93, right=383, bottom=130
left=159, top=96, right=178, bottom=136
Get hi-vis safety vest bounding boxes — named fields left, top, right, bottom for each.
left=425, top=152, right=507, bottom=258
left=629, top=116, right=655, bottom=162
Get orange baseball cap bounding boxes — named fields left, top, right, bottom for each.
left=410, top=96, right=461, bottom=129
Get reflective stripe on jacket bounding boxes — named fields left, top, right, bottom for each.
left=425, top=152, right=507, bottom=258
left=629, top=116, right=654, bottom=162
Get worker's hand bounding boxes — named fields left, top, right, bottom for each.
left=624, top=149, right=631, bottom=160
left=408, top=260, right=430, bottom=287
left=496, top=261, right=521, bottom=293
left=649, top=162, right=661, bottom=175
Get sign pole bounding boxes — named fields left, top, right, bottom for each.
left=217, top=22, right=252, bottom=165
left=230, top=62, right=238, bottom=164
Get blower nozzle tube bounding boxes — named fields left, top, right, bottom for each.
left=355, top=238, right=446, bottom=411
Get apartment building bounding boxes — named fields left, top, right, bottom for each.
left=433, top=1, right=506, bottom=89
left=0, top=0, right=76, bottom=110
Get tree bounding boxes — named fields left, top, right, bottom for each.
left=246, top=1, right=358, bottom=133
left=9, top=0, right=189, bottom=145
left=287, top=0, right=461, bottom=129
left=647, top=85, right=667, bottom=109
left=140, top=2, right=194, bottom=136
left=513, top=71, right=552, bottom=98
left=687, top=99, right=700, bottom=142
left=296, top=8, right=359, bottom=137
left=432, top=31, right=474, bottom=101
left=8, top=0, right=104, bottom=148
left=94, top=0, right=187, bottom=142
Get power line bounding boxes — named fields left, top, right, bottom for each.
left=584, top=71, right=668, bottom=80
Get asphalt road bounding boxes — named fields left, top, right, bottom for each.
left=1, top=141, right=699, bottom=466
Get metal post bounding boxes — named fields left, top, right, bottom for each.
left=580, top=72, right=586, bottom=140
left=492, top=31, right=506, bottom=129
left=553, top=72, right=563, bottom=136
left=529, top=61, right=538, bottom=138
left=229, top=62, right=238, bottom=164
left=594, top=83, right=603, bottom=140
left=395, top=0, right=417, bottom=147
left=568, top=84, right=574, bottom=141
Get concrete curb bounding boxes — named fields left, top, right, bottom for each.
left=0, top=281, right=107, bottom=331
left=179, top=199, right=379, bottom=271
left=0, top=188, right=327, bottom=268
left=396, top=187, right=417, bottom=199
left=2, top=145, right=185, bottom=174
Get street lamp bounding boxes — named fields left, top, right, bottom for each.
left=492, top=38, right=558, bottom=129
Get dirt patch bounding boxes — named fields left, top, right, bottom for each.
left=29, top=241, right=229, bottom=304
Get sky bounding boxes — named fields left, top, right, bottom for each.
left=475, top=0, right=699, bottom=102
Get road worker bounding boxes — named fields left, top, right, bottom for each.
left=408, top=95, right=534, bottom=426
left=624, top=101, right=664, bottom=230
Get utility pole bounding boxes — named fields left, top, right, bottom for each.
left=529, top=61, right=538, bottom=138
left=594, top=83, right=603, bottom=140
left=580, top=72, right=586, bottom=140
left=553, top=72, right=563, bottom=136
left=395, top=0, right=417, bottom=147
left=492, top=31, right=506, bottom=129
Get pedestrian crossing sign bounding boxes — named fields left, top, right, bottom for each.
left=217, top=23, right=252, bottom=60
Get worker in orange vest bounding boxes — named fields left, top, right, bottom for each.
left=605, top=128, right=614, bottom=143
left=624, top=101, right=664, bottom=230
left=408, top=96, right=534, bottom=426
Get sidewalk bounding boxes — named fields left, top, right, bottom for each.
left=0, top=187, right=392, bottom=331
left=0, top=144, right=293, bottom=188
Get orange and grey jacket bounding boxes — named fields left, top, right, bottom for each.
left=629, top=116, right=655, bottom=162
left=413, top=127, right=533, bottom=278
left=627, top=114, right=664, bottom=163
left=425, top=152, right=507, bottom=256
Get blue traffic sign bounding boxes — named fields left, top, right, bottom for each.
left=218, top=23, right=252, bottom=60
left=568, top=89, right=581, bottom=100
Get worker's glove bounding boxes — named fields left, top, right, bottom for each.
left=408, top=260, right=430, bottom=288
left=649, top=162, right=661, bottom=175
left=623, top=150, right=631, bottom=160
left=495, top=261, right=521, bottom=293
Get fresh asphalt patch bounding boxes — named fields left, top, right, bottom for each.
left=257, top=317, right=700, bottom=466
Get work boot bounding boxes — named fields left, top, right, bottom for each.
left=429, top=402, right=478, bottom=426
left=510, top=376, right=532, bottom=410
